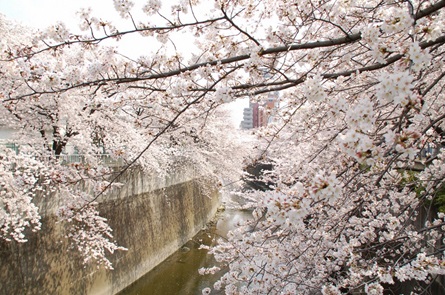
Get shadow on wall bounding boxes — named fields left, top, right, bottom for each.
left=0, top=167, right=220, bottom=295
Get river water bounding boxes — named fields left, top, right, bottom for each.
left=118, top=205, right=252, bottom=295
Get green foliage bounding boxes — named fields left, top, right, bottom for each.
left=400, top=169, right=445, bottom=213
left=433, top=186, right=445, bottom=213
left=398, top=170, right=424, bottom=196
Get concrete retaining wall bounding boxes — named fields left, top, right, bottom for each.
left=0, top=165, right=220, bottom=295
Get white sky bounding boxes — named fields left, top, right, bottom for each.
left=0, top=0, right=248, bottom=127
left=0, top=0, right=157, bottom=57
left=0, top=0, right=124, bottom=33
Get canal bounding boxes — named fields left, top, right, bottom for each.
left=118, top=203, right=252, bottom=295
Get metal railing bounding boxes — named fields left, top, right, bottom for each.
left=0, top=142, right=124, bottom=168
left=1, top=142, right=19, bottom=154
left=57, top=154, right=125, bottom=167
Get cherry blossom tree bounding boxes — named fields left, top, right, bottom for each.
left=0, top=10, right=250, bottom=269
left=2, top=0, right=445, bottom=293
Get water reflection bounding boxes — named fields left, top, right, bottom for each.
left=118, top=209, right=252, bottom=295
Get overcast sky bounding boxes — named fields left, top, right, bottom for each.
left=0, top=0, right=146, bottom=28
left=0, top=0, right=107, bottom=29
left=0, top=0, right=248, bottom=127
left=0, top=0, right=152, bottom=56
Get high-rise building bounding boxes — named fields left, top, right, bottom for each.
left=240, top=105, right=254, bottom=129
left=240, top=92, right=279, bottom=129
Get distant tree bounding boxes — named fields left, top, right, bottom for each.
left=1, top=0, right=445, bottom=293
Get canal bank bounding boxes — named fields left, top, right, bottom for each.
left=0, top=165, right=221, bottom=295
left=118, top=202, right=253, bottom=295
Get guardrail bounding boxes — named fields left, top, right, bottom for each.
left=57, top=154, right=125, bottom=167
left=0, top=142, right=124, bottom=168
left=0, top=142, right=19, bottom=154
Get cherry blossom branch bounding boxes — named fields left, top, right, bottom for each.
left=83, top=67, right=239, bottom=207
left=415, top=0, right=445, bottom=19
left=1, top=16, right=227, bottom=61
left=220, top=7, right=262, bottom=47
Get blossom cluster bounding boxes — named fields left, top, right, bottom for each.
left=1, top=0, right=445, bottom=293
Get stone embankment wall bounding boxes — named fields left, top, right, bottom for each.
left=0, top=165, right=220, bottom=295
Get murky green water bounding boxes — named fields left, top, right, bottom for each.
left=118, top=208, right=252, bottom=295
